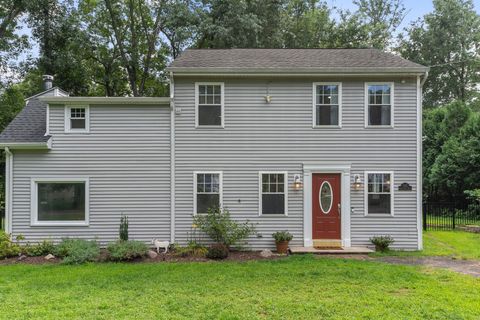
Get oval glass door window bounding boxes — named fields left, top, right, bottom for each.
left=319, top=181, right=333, bottom=214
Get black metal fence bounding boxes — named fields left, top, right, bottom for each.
left=423, top=202, right=480, bottom=231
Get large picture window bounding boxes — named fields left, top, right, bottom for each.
left=259, top=172, right=288, bottom=215
left=314, top=83, right=341, bottom=127
left=366, top=83, right=393, bottom=127
left=31, top=178, right=89, bottom=226
left=196, top=83, right=224, bottom=127
left=194, top=172, right=222, bottom=214
left=365, top=172, right=393, bottom=216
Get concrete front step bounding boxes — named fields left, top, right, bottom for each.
left=289, top=246, right=374, bottom=254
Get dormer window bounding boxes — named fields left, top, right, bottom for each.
left=65, top=106, right=89, bottom=133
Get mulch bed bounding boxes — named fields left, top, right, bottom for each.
left=0, top=250, right=285, bottom=266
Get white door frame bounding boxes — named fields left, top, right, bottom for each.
left=303, top=163, right=351, bottom=247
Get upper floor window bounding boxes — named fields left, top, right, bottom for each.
left=194, top=172, right=222, bottom=215
left=65, top=106, right=89, bottom=133
left=365, top=172, right=393, bottom=216
left=259, top=172, right=288, bottom=215
left=365, top=83, right=393, bottom=127
left=196, top=83, right=224, bottom=127
left=314, top=83, right=341, bottom=127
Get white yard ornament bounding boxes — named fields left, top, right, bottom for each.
left=152, top=239, right=170, bottom=254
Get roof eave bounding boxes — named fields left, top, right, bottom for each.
left=0, top=139, right=51, bottom=150
left=39, top=97, right=171, bottom=105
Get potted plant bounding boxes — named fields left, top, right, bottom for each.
left=272, top=231, right=293, bottom=254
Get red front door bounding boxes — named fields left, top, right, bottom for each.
left=312, top=173, right=341, bottom=239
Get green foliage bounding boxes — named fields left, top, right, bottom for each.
left=119, top=215, right=128, bottom=241
left=206, top=243, right=229, bottom=260
left=272, top=231, right=293, bottom=243
left=107, top=240, right=148, bottom=261
left=398, top=0, right=480, bottom=107
left=0, top=231, right=21, bottom=259
left=464, top=189, right=480, bottom=202
left=24, top=240, right=56, bottom=257
left=370, top=235, right=394, bottom=252
left=54, top=239, right=100, bottom=265
left=173, top=241, right=208, bottom=258
left=193, top=207, right=256, bottom=248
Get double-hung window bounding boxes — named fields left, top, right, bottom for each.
left=314, top=83, right=341, bottom=127
left=365, top=172, right=393, bottom=216
left=259, top=172, right=288, bottom=215
left=65, top=105, right=89, bottom=133
left=31, top=178, right=89, bottom=226
left=194, top=172, right=222, bottom=214
left=196, top=83, right=224, bottom=127
left=366, top=83, right=393, bottom=127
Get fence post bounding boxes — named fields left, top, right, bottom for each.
left=422, top=202, right=427, bottom=231
left=452, top=208, right=456, bottom=230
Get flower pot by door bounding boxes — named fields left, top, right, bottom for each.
left=275, top=241, right=289, bottom=254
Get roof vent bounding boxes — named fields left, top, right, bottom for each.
left=42, top=75, right=54, bottom=91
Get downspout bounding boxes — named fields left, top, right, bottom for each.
left=417, top=71, right=428, bottom=250
left=169, top=71, right=176, bottom=243
left=4, top=147, right=12, bottom=234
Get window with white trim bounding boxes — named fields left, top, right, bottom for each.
left=65, top=106, right=89, bottom=132
left=195, top=172, right=222, bottom=214
left=314, top=83, right=340, bottom=126
left=366, top=83, right=393, bottom=126
left=196, top=83, right=223, bottom=127
left=260, top=172, right=287, bottom=215
left=31, top=178, right=89, bottom=225
left=366, top=172, right=393, bottom=215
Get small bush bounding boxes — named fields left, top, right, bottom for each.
left=0, top=231, right=22, bottom=259
left=107, top=240, right=148, bottom=261
left=119, top=215, right=129, bottom=241
left=173, top=241, right=208, bottom=258
left=24, top=240, right=56, bottom=257
left=206, top=243, right=229, bottom=260
left=193, top=206, right=256, bottom=248
left=54, top=239, right=100, bottom=264
left=370, top=235, right=394, bottom=252
left=272, top=231, right=293, bottom=243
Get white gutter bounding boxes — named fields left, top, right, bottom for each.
left=169, top=71, right=176, bottom=243
left=0, top=141, right=51, bottom=150
left=39, top=96, right=171, bottom=105
left=4, top=147, right=12, bottom=234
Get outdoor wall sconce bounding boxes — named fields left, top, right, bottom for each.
left=264, top=81, right=272, bottom=103
left=293, top=174, right=303, bottom=190
left=352, top=174, right=362, bottom=191
left=264, top=95, right=272, bottom=103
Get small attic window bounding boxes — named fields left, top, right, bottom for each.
left=65, top=106, right=89, bottom=133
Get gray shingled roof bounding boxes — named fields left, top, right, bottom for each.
left=167, top=48, right=428, bottom=73
left=0, top=98, right=50, bottom=143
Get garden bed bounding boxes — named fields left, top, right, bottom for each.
left=0, top=249, right=285, bottom=265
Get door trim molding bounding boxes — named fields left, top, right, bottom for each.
left=303, top=163, right=351, bottom=247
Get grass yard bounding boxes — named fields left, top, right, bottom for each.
left=1, top=256, right=480, bottom=319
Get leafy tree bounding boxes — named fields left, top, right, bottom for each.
left=398, top=0, right=480, bottom=107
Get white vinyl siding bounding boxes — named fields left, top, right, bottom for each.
left=365, top=83, right=394, bottom=128
left=65, top=105, right=89, bottom=133
left=313, top=83, right=342, bottom=127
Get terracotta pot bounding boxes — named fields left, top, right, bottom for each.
left=275, top=241, right=289, bottom=254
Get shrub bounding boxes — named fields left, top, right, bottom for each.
left=24, top=240, right=56, bottom=257
left=173, top=241, right=208, bottom=258
left=370, top=235, right=394, bottom=252
left=193, top=206, right=256, bottom=248
left=107, top=240, right=148, bottom=261
left=119, top=215, right=129, bottom=241
left=54, top=239, right=100, bottom=264
left=206, top=243, right=229, bottom=260
left=0, top=231, right=22, bottom=259
left=272, top=231, right=293, bottom=243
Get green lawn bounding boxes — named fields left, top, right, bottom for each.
left=1, top=256, right=479, bottom=319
